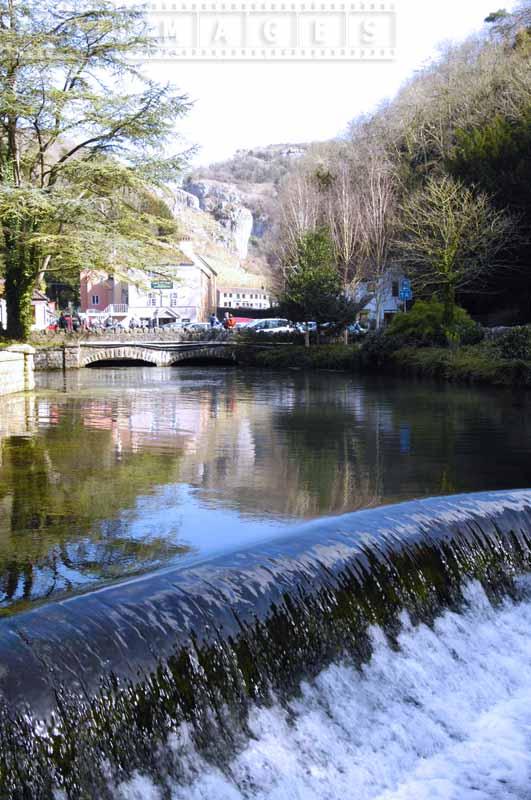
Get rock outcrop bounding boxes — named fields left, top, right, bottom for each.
left=183, top=179, right=254, bottom=259
left=163, top=187, right=200, bottom=211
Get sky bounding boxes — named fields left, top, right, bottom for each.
left=140, top=0, right=518, bottom=166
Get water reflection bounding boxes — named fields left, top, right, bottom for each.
left=0, top=367, right=529, bottom=612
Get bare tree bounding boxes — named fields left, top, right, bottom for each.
left=276, top=169, right=320, bottom=269
left=395, top=175, right=515, bottom=324
left=359, top=147, right=397, bottom=328
left=323, top=156, right=366, bottom=293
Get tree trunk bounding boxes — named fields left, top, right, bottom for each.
left=443, top=284, right=456, bottom=327
left=3, top=217, right=39, bottom=340
left=5, top=274, right=34, bottom=340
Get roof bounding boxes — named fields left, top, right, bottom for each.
left=32, top=288, right=50, bottom=302
left=0, top=280, right=51, bottom=303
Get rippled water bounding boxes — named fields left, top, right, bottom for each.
left=0, top=366, right=530, bottom=611
left=117, top=582, right=531, bottom=800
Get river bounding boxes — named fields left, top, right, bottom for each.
left=1, top=366, right=531, bottom=798
left=0, top=365, right=529, bottom=613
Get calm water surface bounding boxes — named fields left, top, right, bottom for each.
left=0, top=366, right=529, bottom=612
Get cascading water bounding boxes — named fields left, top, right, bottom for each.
left=1, top=489, right=531, bottom=799
left=118, top=582, right=531, bottom=800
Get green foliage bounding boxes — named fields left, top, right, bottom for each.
left=395, top=176, right=514, bottom=325
left=359, top=331, right=403, bottom=366
left=390, top=346, right=531, bottom=387
left=484, top=9, right=509, bottom=23
left=0, top=0, right=191, bottom=339
left=240, top=344, right=361, bottom=371
left=493, top=326, right=531, bottom=360
left=240, top=336, right=531, bottom=387
left=386, top=299, right=483, bottom=347
left=279, top=228, right=359, bottom=327
left=449, top=109, right=531, bottom=213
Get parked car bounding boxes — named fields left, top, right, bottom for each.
left=183, top=322, right=211, bottom=333
left=104, top=318, right=128, bottom=331
left=161, top=321, right=184, bottom=331
left=296, top=321, right=317, bottom=333
left=245, top=318, right=297, bottom=335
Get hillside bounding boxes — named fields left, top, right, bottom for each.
left=160, top=184, right=274, bottom=291
left=183, top=143, right=310, bottom=261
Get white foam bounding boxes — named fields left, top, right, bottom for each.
left=119, top=583, right=531, bottom=800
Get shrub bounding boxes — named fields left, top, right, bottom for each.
left=386, top=299, right=483, bottom=347
left=240, top=345, right=360, bottom=371
left=359, top=331, right=403, bottom=366
left=493, top=326, right=531, bottom=360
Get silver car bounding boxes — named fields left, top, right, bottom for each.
left=245, top=318, right=296, bottom=335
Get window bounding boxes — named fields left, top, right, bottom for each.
left=91, top=295, right=99, bottom=305
left=170, top=293, right=177, bottom=307
left=148, top=293, right=157, bottom=307
left=392, top=281, right=399, bottom=298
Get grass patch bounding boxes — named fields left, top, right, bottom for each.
left=239, top=344, right=361, bottom=371
left=388, top=346, right=531, bottom=387
left=238, top=341, right=531, bottom=388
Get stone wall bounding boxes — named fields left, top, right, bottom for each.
left=34, top=345, right=81, bottom=371
left=0, top=346, right=35, bottom=396
left=33, top=342, right=240, bottom=370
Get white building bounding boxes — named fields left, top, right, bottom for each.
left=0, top=281, right=56, bottom=331
left=218, top=287, right=271, bottom=311
left=80, top=243, right=217, bottom=326
left=355, top=272, right=405, bottom=329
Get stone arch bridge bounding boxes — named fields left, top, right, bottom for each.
left=81, top=341, right=239, bottom=368
left=34, top=341, right=245, bottom=370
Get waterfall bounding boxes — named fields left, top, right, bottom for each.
left=1, top=489, right=531, bottom=798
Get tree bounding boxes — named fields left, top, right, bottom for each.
left=0, top=0, right=191, bottom=339
left=279, top=228, right=361, bottom=341
left=395, top=175, right=514, bottom=325
left=276, top=168, right=320, bottom=266
left=359, top=145, right=396, bottom=329
left=319, top=153, right=366, bottom=292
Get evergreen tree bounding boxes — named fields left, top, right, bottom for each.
left=0, top=0, right=191, bottom=338
left=279, top=228, right=361, bottom=334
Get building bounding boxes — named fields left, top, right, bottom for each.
left=355, top=272, right=405, bottom=328
left=80, top=243, right=217, bottom=326
left=0, top=281, right=56, bottom=331
left=218, top=287, right=271, bottom=311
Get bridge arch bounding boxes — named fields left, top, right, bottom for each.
left=168, top=346, right=238, bottom=366
left=81, top=346, right=165, bottom=368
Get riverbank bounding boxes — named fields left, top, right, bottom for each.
left=238, top=341, right=531, bottom=388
